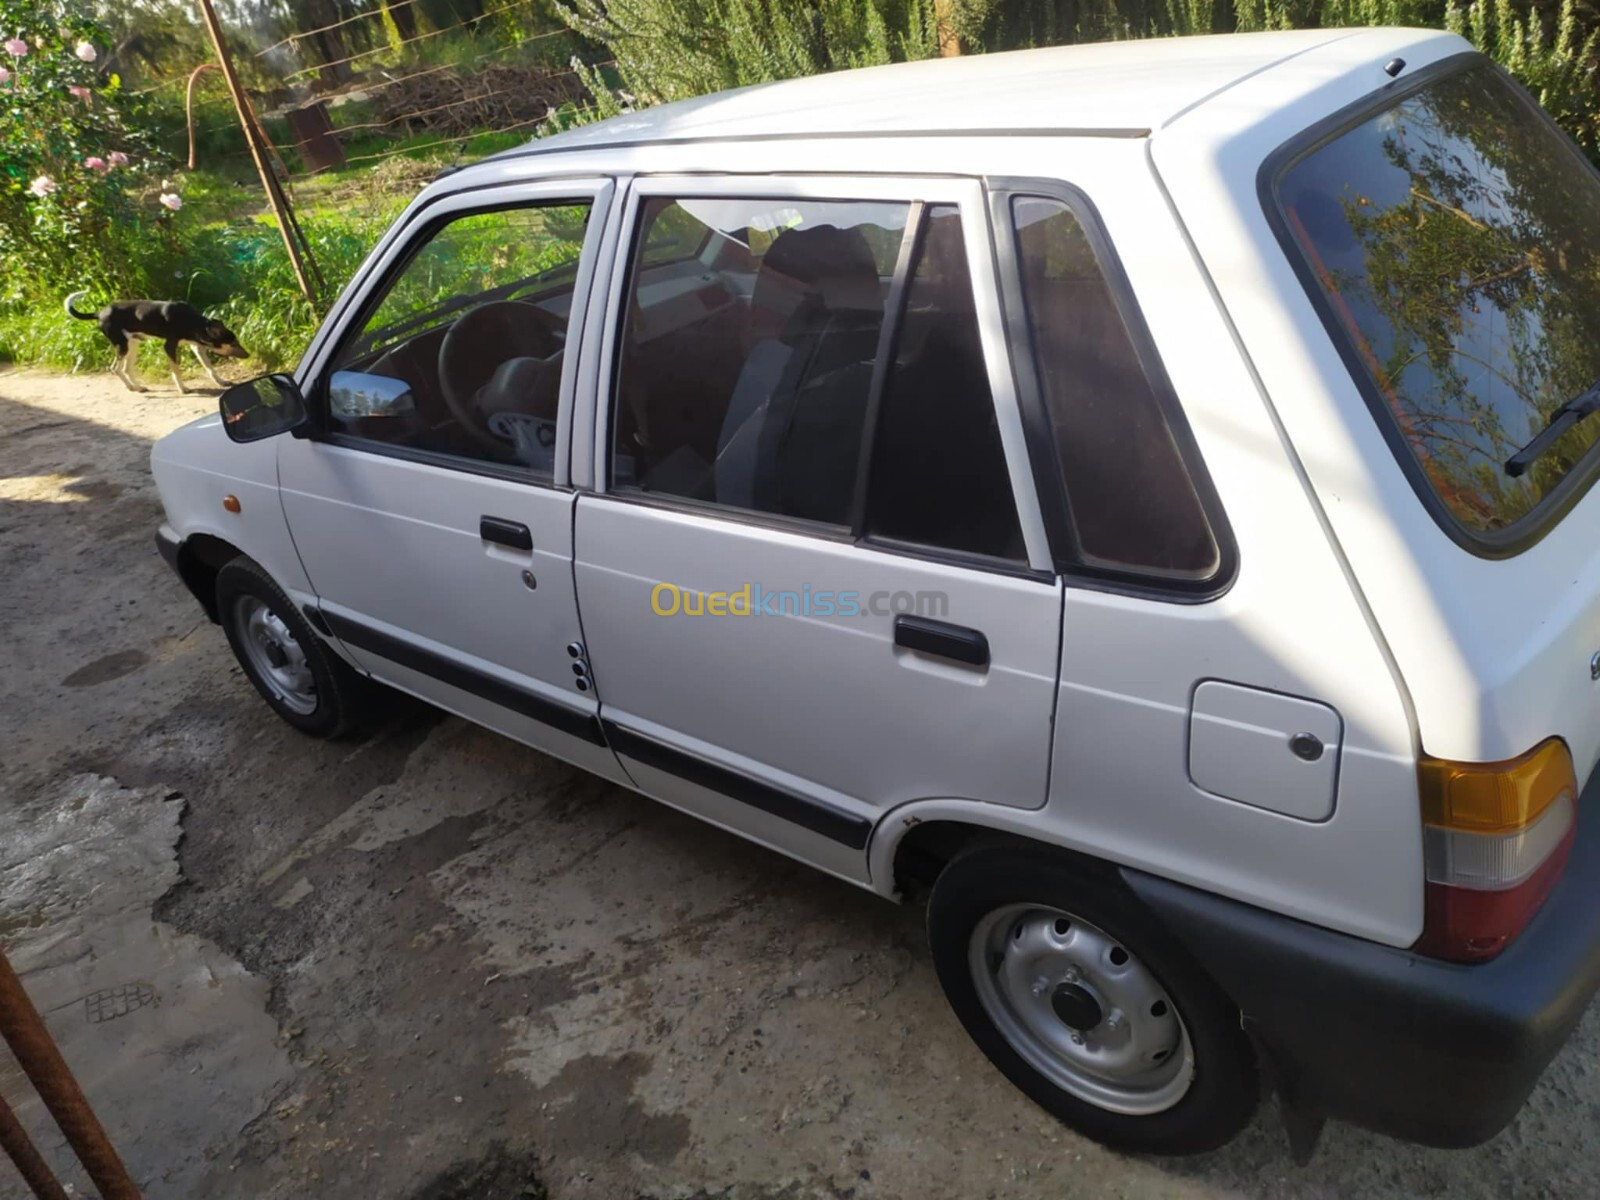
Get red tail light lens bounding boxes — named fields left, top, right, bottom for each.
left=1413, top=739, right=1577, bottom=963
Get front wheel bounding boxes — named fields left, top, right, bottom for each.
left=927, top=845, right=1258, bottom=1155
left=216, top=556, right=364, bottom=738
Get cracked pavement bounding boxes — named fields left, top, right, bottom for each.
left=2, top=366, right=1599, bottom=1199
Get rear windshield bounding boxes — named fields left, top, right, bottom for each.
left=1277, top=62, right=1600, bottom=541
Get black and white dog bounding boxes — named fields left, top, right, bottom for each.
left=65, top=291, right=248, bottom=394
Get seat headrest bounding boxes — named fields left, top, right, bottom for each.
left=755, top=224, right=883, bottom=316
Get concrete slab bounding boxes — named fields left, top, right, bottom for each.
left=0, top=775, right=292, bottom=1198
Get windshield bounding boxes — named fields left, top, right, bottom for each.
left=1277, top=62, right=1600, bottom=540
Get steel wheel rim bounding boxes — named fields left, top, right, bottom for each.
left=968, top=903, right=1195, bottom=1116
left=232, top=596, right=317, bottom=715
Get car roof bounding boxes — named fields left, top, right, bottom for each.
left=493, top=28, right=1459, bottom=157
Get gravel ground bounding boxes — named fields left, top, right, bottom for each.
left=2, top=365, right=1597, bottom=1200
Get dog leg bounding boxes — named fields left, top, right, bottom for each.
left=113, top=339, right=146, bottom=393
left=192, top=344, right=227, bottom=388
left=165, top=339, right=188, bottom=394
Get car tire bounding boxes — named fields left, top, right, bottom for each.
left=215, top=556, right=364, bottom=738
left=926, top=844, right=1258, bottom=1155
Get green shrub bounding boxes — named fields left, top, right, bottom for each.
left=555, top=0, right=937, bottom=107
left=0, top=0, right=167, bottom=298
left=1449, top=0, right=1599, bottom=155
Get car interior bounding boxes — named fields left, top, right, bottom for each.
left=322, top=195, right=1026, bottom=562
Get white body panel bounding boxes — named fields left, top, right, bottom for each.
left=150, top=414, right=311, bottom=600
left=574, top=499, right=1063, bottom=857
left=274, top=442, right=624, bottom=779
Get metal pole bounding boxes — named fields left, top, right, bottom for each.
left=0, top=1086, right=69, bottom=1200
left=0, top=952, right=139, bottom=1200
left=195, top=0, right=320, bottom=307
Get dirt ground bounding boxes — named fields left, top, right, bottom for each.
left=2, top=365, right=1598, bottom=1200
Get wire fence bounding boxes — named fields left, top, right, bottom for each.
left=168, top=5, right=607, bottom=183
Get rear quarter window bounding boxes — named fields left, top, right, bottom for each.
left=1273, top=61, right=1600, bottom=548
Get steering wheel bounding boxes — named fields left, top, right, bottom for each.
left=437, top=300, right=566, bottom=449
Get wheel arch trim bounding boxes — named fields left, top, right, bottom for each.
left=868, top=799, right=1091, bottom=898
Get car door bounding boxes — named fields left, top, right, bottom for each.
left=572, top=176, right=1063, bottom=883
left=279, top=179, right=627, bottom=782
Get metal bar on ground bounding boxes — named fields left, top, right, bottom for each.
left=0, top=1084, right=69, bottom=1200
left=0, top=951, right=138, bottom=1200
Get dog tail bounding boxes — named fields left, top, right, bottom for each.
left=64, top=290, right=96, bottom=320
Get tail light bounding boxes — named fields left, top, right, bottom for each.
left=1413, top=738, right=1577, bottom=963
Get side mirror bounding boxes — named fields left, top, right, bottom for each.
left=219, top=374, right=309, bottom=443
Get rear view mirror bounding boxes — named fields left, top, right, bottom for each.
left=220, top=374, right=308, bottom=443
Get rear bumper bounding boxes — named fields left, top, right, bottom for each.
left=1123, top=771, right=1600, bottom=1148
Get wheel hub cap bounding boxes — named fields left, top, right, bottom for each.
left=231, top=596, right=318, bottom=716
left=1050, top=982, right=1104, bottom=1032
left=968, top=903, right=1195, bottom=1116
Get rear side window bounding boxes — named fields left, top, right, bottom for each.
left=1277, top=62, right=1600, bottom=543
left=1011, top=197, right=1220, bottom=580
left=611, top=195, right=1025, bottom=563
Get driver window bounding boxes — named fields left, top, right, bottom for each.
left=326, top=201, right=592, bottom=474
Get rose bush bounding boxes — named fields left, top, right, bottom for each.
left=0, top=0, right=169, bottom=305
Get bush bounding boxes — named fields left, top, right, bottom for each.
left=0, top=0, right=168, bottom=299
left=555, top=0, right=937, bottom=107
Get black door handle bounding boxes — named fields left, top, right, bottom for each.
left=480, top=516, right=532, bottom=550
left=894, top=615, right=989, bottom=667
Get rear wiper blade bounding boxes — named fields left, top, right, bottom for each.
left=1504, top=380, right=1600, bottom=477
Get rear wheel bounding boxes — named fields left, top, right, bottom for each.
left=216, top=556, right=364, bottom=738
left=927, top=845, right=1258, bottom=1155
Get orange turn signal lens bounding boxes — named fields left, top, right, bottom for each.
left=1419, top=738, right=1576, bottom=834
left=222, top=494, right=241, bottom=514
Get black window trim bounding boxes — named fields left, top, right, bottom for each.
left=309, top=192, right=601, bottom=485
left=1258, top=50, right=1600, bottom=559
left=985, top=176, right=1238, bottom=602
left=603, top=187, right=1047, bottom=580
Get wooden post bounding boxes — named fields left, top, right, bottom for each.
left=195, top=0, right=320, bottom=307
left=934, top=0, right=962, bottom=56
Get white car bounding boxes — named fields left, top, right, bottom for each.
left=152, top=28, right=1600, bottom=1158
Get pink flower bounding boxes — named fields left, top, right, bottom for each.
left=84, top=155, right=106, bottom=171
left=158, top=192, right=182, bottom=212
left=27, top=175, right=56, bottom=198
left=107, top=151, right=128, bottom=167
left=0, top=66, right=9, bottom=85
left=68, top=84, right=90, bottom=101
left=73, top=40, right=95, bottom=62
left=4, top=38, right=26, bottom=57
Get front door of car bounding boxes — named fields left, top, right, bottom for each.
left=279, top=179, right=626, bottom=781
left=573, top=177, right=1063, bottom=882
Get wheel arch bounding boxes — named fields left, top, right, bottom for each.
left=872, top=802, right=1114, bottom=901
left=173, top=532, right=245, bottom=622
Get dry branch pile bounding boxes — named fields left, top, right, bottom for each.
left=371, top=61, right=581, bottom=137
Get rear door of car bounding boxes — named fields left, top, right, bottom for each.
left=571, top=175, right=1064, bottom=883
